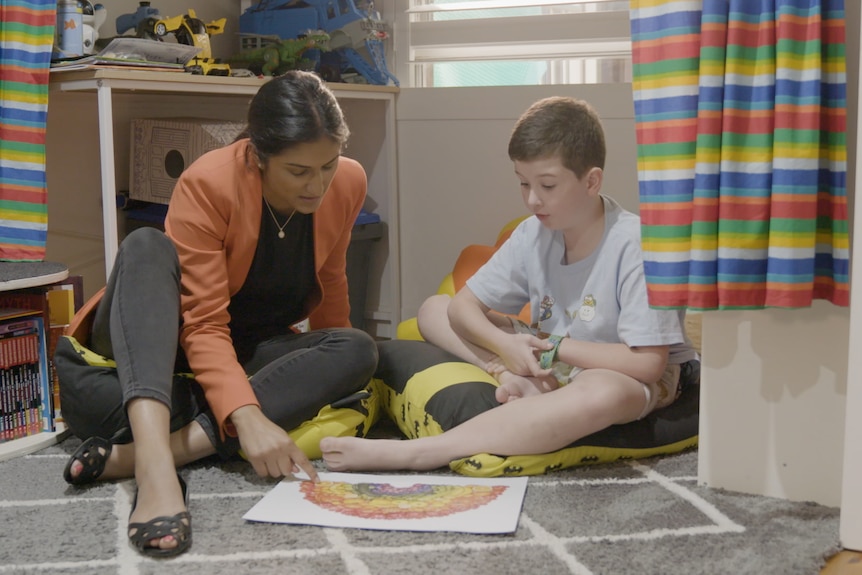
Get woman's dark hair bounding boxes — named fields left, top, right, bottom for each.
left=240, top=70, right=350, bottom=163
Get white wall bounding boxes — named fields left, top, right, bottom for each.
left=698, top=306, right=849, bottom=507
left=395, top=83, right=638, bottom=319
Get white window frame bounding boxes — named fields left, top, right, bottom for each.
left=379, top=0, right=631, bottom=88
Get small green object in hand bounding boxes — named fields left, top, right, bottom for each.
left=539, top=334, right=564, bottom=370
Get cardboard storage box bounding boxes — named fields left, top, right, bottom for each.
left=130, top=118, right=245, bottom=204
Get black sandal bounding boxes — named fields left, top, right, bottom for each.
left=63, top=437, right=112, bottom=485
left=127, top=474, right=192, bottom=558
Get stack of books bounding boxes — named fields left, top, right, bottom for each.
left=50, top=37, right=201, bottom=73
left=0, top=308, right=51, bottom=441
left=0, top=278, right=80, bottom=443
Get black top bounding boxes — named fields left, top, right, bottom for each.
left=228, top=200, right=315, bottom=364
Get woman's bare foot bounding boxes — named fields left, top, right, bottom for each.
left=67, top=422, right=214, bottom=485
left=128, top=465, right=188, bottom=553
left=66, top=442, right=187, bottom=552
left=65, top=442, right=135, bottom=482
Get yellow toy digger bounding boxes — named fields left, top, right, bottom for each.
left=150, top=9, right=231, bottom=76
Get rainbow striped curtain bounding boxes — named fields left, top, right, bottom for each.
left=630, top=0, right=849, bottom=310
left=0, top=0, right=55, bottom=261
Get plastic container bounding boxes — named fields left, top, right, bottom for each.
left=56, top=0, right=84, bottom=58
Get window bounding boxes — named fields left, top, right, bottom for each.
left=403, top=0, right=632, bottom=87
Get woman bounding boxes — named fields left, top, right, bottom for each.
left=56, top=70, right=378, bottom=557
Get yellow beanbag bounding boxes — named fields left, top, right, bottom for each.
left=374, top=339, right=699, bottom=477
left=282, top=381, right=380, bottom=459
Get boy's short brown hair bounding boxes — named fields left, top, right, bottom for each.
left=507, top=97, right=606, bottom=179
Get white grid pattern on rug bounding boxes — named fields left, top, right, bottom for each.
left=0, top=452, right=745, bottom=575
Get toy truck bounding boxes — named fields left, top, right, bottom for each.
left=116, top=3, right=231, bottom=75
left=238, top=0, right=398, bottom=86
left=150, top=9, right=231, bottom=76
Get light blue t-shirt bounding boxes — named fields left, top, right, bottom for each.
left=466, top=195, right=697, bottom=365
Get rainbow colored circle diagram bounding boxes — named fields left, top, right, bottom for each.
left=300, top=481, right=507, bottom=520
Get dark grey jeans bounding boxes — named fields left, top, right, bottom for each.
left=58, top=227, right=378, bottom=457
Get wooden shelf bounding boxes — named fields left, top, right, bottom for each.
left=48, top=68, right=401, bottom=338
left=49, top=68, right=400, bottom=99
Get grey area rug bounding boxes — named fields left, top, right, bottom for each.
left=0, top=436, right=840, bottom=575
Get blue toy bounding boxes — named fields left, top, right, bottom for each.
left=116, top=1, right=162, bottom=38
left=238, top=0, right=398, bottom=86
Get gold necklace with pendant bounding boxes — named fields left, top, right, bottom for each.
left=263, top=197, right=296, bottom=239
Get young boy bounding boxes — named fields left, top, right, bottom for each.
left=320, top=97, right=698, bottom=472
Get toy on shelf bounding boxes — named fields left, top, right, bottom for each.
left=81, top=1, right=108, bottom=55
left=115, top=1, right=161, bottom=38
left=150, top=9, right=230, bottom=76
left=231, top=31, right=331, bottom=77
left=238, top=0, right=398, bottom=86
left=115, top=2, right=230, bottom=76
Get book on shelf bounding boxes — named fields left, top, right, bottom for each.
left=0, top=276, right=82, bottom=434
left=0, top=310, right=51, bottom=442
left=51, top=37, right=200, bottom=73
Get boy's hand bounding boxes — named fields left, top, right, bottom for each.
left=495, top=332, right=554, bottom=377
left=485, top=355, right=507, bottom=376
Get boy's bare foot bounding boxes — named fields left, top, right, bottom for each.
left=321, top=436, right=416, bottom=471
left=494, top=371, right=547, bottom=403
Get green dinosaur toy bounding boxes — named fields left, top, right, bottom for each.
left=231, top=31, right=331, bottom=76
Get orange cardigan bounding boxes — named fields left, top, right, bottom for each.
left=67, top=139, right=367, bottom=437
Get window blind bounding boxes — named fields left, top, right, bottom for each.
left=403, top=0, right=632, bottom=87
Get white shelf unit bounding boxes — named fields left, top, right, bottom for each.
left=0, top=423, right=68, bottom=462
left=47, top=69, right=400, bottom=338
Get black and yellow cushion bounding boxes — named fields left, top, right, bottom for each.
left=54, top=335, right=380, bottom=459
left=373, top=339, right=699, bottom=477
left=286, top=384, right=380, bottom=459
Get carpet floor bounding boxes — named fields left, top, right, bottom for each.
left=0, top=434, right=840, bottom=575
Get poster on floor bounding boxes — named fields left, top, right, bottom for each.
left=243, top=472, right=528, bottom=534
